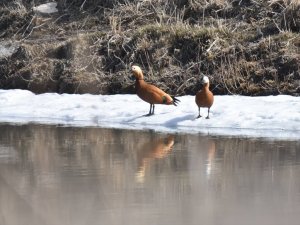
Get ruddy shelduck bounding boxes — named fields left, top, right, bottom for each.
left=131, top=65, right=180, bottom=116
left=195, top=75, right=214, bottom=119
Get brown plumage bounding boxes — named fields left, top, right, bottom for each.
left=195, top=75, right=214, bottom=119
left=131, top=65, right=180, bottom=116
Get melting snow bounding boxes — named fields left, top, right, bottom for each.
left=33, top=2, right=58, bottom=14
left=0, top=89, right=299, bottom=139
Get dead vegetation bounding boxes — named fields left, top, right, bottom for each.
left=0, top=0, right=299, bottom=95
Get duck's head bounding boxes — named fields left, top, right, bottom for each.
left=131, top=65, right=144, bottom=80
left=202, top=75, right=210, bottom=84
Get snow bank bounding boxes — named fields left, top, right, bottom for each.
left=0, top=89, right=299, bottom=139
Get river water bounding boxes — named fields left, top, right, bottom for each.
left=0, top=124, right=299, bottom=225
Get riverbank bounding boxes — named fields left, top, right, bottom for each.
left=0, top=0, right=299, bottom=96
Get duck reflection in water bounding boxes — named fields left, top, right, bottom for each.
left=206, top=140, right=216, bottom=178
left=135, top=135, right=175, bottom=183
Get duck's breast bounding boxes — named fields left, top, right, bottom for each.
left=195, top=90, right=214, bottom=107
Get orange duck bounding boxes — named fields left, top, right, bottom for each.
left=195, top=75, right=214, bottom=119
left=131, top=65, right=180, bottom=116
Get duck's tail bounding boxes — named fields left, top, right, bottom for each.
left=171, top=96, right=180, bottom=106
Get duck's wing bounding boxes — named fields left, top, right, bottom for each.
left=140, top=83, right=173, bottom=104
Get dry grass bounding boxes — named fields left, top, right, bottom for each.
left=8, top=0, right=27, bottom=16
left=0, top=0, right=299, bottom=95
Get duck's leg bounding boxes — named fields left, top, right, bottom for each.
left=145, top=104, right=155, bottom=116
left=151, top=104, right=155, bottom=115
left=206, top=108, right=210, bottom=119
left=197, top=107, right=202, bottom=118
left=146, top=104, right=153, bottom=116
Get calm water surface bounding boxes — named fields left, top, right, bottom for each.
left=0, top=124, right=300, bottom=225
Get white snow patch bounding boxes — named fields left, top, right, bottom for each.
left=33, top=2, right=58, bottom=14
left=0, top=89, right=299, bottom=139
left=0, top=42, right=18, bottom=58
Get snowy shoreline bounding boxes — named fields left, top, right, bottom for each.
left=0, top=89, right=299, bottom=140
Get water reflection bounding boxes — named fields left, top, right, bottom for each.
left=0, top=124, right=300, bottom=225
left=205, top=140, right=216, bottom=177
left=136, top=135, right=174, bottom=183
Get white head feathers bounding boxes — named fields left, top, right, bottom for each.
left=202, top=76, right=210, bottom=84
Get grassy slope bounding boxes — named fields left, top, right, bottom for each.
left=0, top=0, right=299, bottom=96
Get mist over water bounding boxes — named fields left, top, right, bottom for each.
left=0, top=124, right=300, bottom=225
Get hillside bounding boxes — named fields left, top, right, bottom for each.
left=0, top=0, right=299, bottom=96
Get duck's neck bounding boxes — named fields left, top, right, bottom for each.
left=136, top=78, right=145, bottom=90
left=203, top=83, right=210, bottom=90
